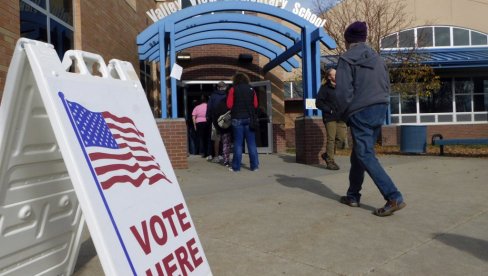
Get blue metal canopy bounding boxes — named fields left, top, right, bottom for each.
left=322, top=47, right=488, bottom=69
left=175, top=23, right=297, bottom=49
left=400, top=47, right=488, bottom=68
left=138, top=13, right=302, bottom=55
left=137, top=2, right=336, bottom=118
left=176, top=39, right=296, bottom=71
left=143, top=30, right=300, bottom=70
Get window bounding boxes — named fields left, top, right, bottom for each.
left=140, top=61, right=153, bottom=92
left=401, top=96, right=417, bottom=114
left=453, top=28, right=469, bottom=46
left=381, top=26, right=488, bottom=49
left=417, top=27, right=433, bottom=47
left=284, top=81, right=303, bottom=99
left=398, top=30, right=415, bottom=48
left=20, top=2, right=48, bottom=42
left=454, top=78, right=473, bottom=112
left=50, top=0, right=73, bottom=25
left=434, top=27, right=450, bottom=47
left=390, top=94, right=400, bottom=114
left=389, top=77, right=488, bottom=124
left=381, top=34, right=397, bottom=48
left=419, top=78, right=452, bottom=113
left=473, top=78, right=488, bottom=112
left=20, top=0, right=74, bottom=58
left=471, top=31, right=488, bottom=45
left=50, top=19, right=73, bottom=57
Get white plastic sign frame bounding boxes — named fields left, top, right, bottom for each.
left=0, top=39, right=211, bottom=276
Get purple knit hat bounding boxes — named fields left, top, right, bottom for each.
left=344, top=21, right=368, bottom=43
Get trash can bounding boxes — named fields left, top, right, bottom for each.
left=400, top=125, right=427, bottom=153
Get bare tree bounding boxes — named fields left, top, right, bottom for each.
left=315, top=0, right=440, bottom=97
left=316, top=0, right=412, bottom=54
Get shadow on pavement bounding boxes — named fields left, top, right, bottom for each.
left=434, top=233, right=488, bottom=262
left=277, top=154, right=296, bottom=164
left=274, top=174, right=376, bottom=212
left=74, top=238, right=97, bottom=272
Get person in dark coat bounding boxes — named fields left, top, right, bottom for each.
left=334, top=21, right=405, bottom=217
left=315, top=68, right=347, bottom=170
left=207, top=81, right=228, bottom=162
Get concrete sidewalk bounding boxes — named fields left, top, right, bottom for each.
left=74, top=154, right=488, bottom=275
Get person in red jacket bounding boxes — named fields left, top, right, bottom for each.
left=226, top=73, right=259, bottom=172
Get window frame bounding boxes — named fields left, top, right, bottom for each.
left=21, top=0, right=74, bottom=52
left=381, top=25, right=488, bottom=50
left=390, top=77, right=488, bottom=125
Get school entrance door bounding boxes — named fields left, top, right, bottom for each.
left=250, top=80, right=273, bottom=154
left=178, top=80, right=273, bottom=154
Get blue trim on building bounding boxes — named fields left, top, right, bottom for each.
left=322, top=47, right=488, bottom=69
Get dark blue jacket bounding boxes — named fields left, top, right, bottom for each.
left=206, top=89, right=227, bottom=120
left=315, top=81, right=340, bottom=123
left=334, top=43, right=390, bottom=121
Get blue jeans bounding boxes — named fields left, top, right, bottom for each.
left=347, top=104, right=403, bottom=203
left=231, top=118, right=259, bottom=171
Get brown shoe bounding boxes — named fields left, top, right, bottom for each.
left=374, top=200, right=406, bottom=217
left=339, top=196, right=360, bottom=207
left=326, top=160, right=340, bottom=170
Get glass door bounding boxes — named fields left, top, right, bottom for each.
left=250, top=81, right=273, bottom=153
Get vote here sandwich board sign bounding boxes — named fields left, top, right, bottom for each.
left=0, top=39, right=211, bottom=276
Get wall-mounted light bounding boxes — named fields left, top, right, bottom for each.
left=176, top=52, right=191, bottom=61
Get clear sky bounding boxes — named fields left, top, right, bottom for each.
left=297, top=0, right=315, bottom=9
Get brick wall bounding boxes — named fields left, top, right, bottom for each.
left=273, top=123, right=286, bottom=153
left=156, top=119, right=188, bottom=169
left=0, top=0, right=20, bottom=101
left=295, top=117, right=327, bottom=164
left=284, top=99, right=303, bottom=149
left=381, top=124, right=488, bottom=146
left=181, top=45, right=261, bottom=81
left=78, top=0, right=155, bottom=73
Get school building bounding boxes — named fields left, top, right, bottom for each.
left=1, top=0, right=487, bottom=169
left=380, top=0, right=488, bottom=146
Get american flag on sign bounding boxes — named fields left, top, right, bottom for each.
left=66, top=100, right=172, bottom=190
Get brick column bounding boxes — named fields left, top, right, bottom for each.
left=156, top=118, right=188, bottom=169
left=381, top=125, right=400, bottom=146
left=295, top=116, right=327, bottom=164
left=0, top=0, right=20, bottom=100
left=273, top=123, right=286, bottom=153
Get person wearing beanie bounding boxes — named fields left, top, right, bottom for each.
left=334, top=21, right=406, bottom=217
left=344, top=21, right=368, bottom=44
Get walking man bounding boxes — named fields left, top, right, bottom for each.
left=334, top=21, right=406, bottom=216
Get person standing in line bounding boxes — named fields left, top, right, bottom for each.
left=334, top=21, right=406, bottom=216
left=212, top=92, right=232, bottom=167
left=226, top=72, right=259, bottom=172
left=206, top=81, right=228, bottom=163
left=315, top=68, right=347, bottom=170
left=192, top=94, right=210, bottom=159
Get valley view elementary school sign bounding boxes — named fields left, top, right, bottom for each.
left=147, top=0, right=327, bottom=27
